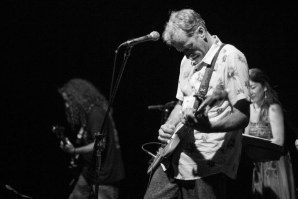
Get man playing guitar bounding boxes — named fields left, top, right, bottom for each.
left=144, top=9, right=250, bottom=199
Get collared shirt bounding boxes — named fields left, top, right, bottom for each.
left=173, top=36, right=250, bottom=180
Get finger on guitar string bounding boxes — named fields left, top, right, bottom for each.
left=158, top=135, right=170, bottom=143
left=159, top=124, right=175, bottom=137
left=158, top=124, right=175, bottom=143
left=161, top=123, right=175, bottom=131
left=197, top=90, right=228, bottom=113
left=197, top=96, right=214, bottom=113
left=158, top=129, right=171, bottom=143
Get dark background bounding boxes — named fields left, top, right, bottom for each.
left=3, top=1, right=298, bottom=198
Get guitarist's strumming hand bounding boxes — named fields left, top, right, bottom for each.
left=60, top=137, right=76, bottom=155
left=158, top=123, right=176, bottom=144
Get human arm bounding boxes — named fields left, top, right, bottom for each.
left=244, top=122, right=250, bottom=135
left=269, top=104, right=284, bottom=146
left=183, top=99, right=249, bottom=132
left=244, top=126, right=250, bottom=135
left=158, top=101, right=183, bottom=143
left=210, top=102, right=249, bottom=131
left=61, top=106, right=105, bottom=154
left=243, top=104, right=252, bottom=135
left=61, top=139, right=95, bottom=155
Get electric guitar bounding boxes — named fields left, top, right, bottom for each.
left=147, top=90, right=228, bottom=174
left=52, top=125, right=80, bottom=170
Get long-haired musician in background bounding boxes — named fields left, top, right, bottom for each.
left=58, top=78, right=125, bottom=199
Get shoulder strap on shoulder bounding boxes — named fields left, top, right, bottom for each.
left=197, top=44, right=226, bottom=98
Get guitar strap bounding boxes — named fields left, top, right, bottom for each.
left=196, top=43, right=226, bottom=99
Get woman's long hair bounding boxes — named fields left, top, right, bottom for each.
left=249, top=68, right=281, bottom=121
left=58, top=78, right=108, bottom=131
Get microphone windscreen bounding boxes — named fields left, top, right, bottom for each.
left=150, top=31, right=160, bottom=41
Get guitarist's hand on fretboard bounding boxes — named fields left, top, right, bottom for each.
left=182, top=89, right=228, bottom=131
left=197, top=89, right=228, bottom=114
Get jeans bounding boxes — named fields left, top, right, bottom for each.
left=144, top=166, right=227, bottom=199
left=69, top=174, right=119, bottom=199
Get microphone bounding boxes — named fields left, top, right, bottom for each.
left=148, top=105, right=163, bottom=110
left=121, top=31, right=160, bottom=46
left=148, top=101, right=177, bottom=111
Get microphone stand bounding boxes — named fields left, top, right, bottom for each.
left=92, top=44, right=132, bottom=198
left=161, top=106, right=171, bottom=125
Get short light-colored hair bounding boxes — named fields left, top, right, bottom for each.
left=162, top=9, right=206, bottom=46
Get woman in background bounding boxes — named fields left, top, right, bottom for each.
left=244, top=68, right=296, bottom=199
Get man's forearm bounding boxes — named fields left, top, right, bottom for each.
left=75, top=142, right=95, bottom=154
left=166, top=102, right=183, bottom=126
left=210, top=107, right=249, bottom=132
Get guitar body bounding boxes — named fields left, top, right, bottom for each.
left=147, top=123, right=191, bottom=174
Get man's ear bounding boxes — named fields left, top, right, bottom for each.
left=195, top=26, right=206, bottom=39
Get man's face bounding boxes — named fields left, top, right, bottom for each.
left=172, top=28, right=206, bottom=63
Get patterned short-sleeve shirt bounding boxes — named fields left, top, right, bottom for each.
left=173, top=36, right=250, bottom=180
